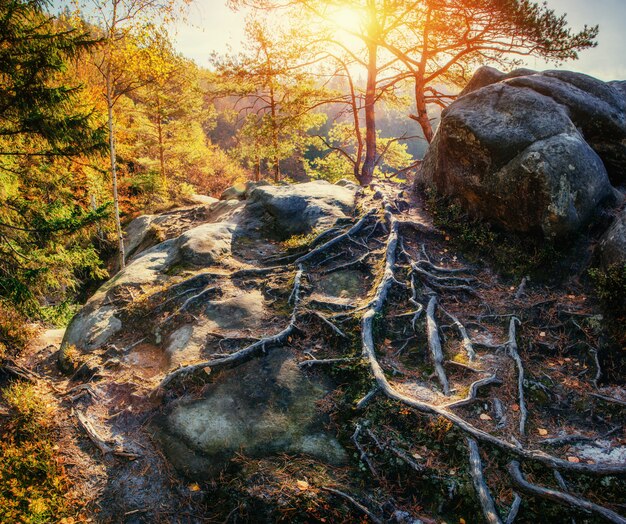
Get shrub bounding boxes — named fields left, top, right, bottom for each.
left=0, top=383, right=78, bottom=523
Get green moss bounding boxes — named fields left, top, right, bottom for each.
left=425, top=188, right=562, bottom=278
left=588, top=264, right=626, bottom=317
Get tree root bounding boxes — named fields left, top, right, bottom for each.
left=506, top=318, right=528, bottom=437
left=445, top=375, right=502, bottom=409
left=296, top=209, right=376, bottom=265
left=467, top=438, right=503, bottom=524
left=159, top=286, right=220, bottom=326
left=157, top=267, right=304, bottom=391
left=505, top=494, right=522, bottom=524
left=441, top=308, right=477, bottom=361
left=298, top=357, right=357, bottom=368
left=360, top=210, right=626, bottom=476
left=320, top=487, right=383, bottom=524
left=508, top=461, right=626, bottom=524
left=426, top=296, right=451, bottom=396
left=352, top=423, right=378, bottom=477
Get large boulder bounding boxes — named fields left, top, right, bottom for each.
left=153, top=349, right=347, bottom=478
left=419, top=68, right=621, bottom=239
left=242, top=180, right=356, bottom=240
left=598, top=207, right=626, bottom=268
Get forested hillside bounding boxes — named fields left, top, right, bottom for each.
left=1, top=0, right=624, bottom=523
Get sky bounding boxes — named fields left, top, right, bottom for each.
left=172, top=0, right=626, bottom=81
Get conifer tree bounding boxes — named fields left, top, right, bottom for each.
left=0, top=0, right=108, bottom=316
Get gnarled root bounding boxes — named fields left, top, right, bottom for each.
left=467, top=438, right=503, bottom=524
left=508, top=461, right=626, bottom=524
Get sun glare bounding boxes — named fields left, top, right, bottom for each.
left=332, top=6, right=363, bottom=33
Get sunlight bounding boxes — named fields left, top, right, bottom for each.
left=331, top=6, right=363, bottom=33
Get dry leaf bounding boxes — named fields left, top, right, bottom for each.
left=296, top=480, right=309, bottom=491
left=384, top=339, right=392, bottom=346
left=540, top=331, right=546, bottom=337
left=511, top=404, right=520, bottom=412
left=567, top=456, right=581, bottom=463
left=189, top=483, right=201, bottom=492
left=479, top=413, right=492, bottom=421
left=537, top=428, right=548, bottom=436
left=460, top=519, right=466, bottom=524
left=445, top=236, right=450, bottom=241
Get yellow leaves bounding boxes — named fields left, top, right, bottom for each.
left=537, top=428, right=548, bottom=436
left=479, top=413, right=492, bottom=421
left=189, top=483, right=201, bottom=492
left=296, top=480, right=309, bottom=491
left=567, top=456, right=581, bottom=463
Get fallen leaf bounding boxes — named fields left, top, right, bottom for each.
left=540, top=331, right=546, bottom=337
left=296, top=480, right=309, bottom=491
left=586, top=459, right=595, bottom=464
left=567, top=456, right=581, bottom=463
left=511, top=404, right=520, bottom=412
left=445, top=236, right=450, bottom=241
left=460, top=519, right=466, bottom=524
left=189, top=483, right=201, bottom=492
left=479, top=413, right=492, bottom=421
left=537, top=428, right=548, bottom=436
left=384, top=339, right=392, bottom=346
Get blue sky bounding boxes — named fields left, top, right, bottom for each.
left=169, top=0, right=626, bottom=80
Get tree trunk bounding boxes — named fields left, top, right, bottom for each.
left=412, top=82, right=434, bottom=143
left=156, top=98, right=167, bottom=191
left=360, top=39, right=377, bottom=186
left=106, top=68, right=125, bottom=270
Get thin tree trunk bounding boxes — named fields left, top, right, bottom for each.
left=360, top=39, right=377, bottom=186
left=156, top=98, right=167, bottom=191
left=346, top=61, right=363, bottom=180
left=105, top=68, right=125, bottom=270
left=412, top=82, right=434, bottom=143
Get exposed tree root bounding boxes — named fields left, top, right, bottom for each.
left=506, top=318, right=528, bottom=437
left=467, top=438, right=503, bottom=524
left=505, top=494, right=522, bottom=524
left=426, top=296, right=451, bottom=396
left=352, top=423, right=378, bottom=477
left=320, top=487, right=383, bottom=524
left=295, top=209, right=376, bottom=265
left=508, top=461, right=626, bottom=524
left=359, top=208, right=626, bottom=476
left=157, top=268, right=304, bottom=391
left=441, top=308, right=477, bottom=361
left=445, top=375, right=502, bottom=409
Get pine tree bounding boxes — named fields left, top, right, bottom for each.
left=0, top=0, right=108, bottom=318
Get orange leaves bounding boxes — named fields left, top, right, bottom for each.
left=296, top=480, right=309, bottom=492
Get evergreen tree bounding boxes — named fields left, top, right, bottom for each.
left=0, top=0, right=108, bottom=318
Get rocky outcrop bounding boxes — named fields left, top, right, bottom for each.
left=61, top=180, right=357, bottom=357
left=419, top=68, right=625, bottom=240
left=598, top=207, right=626, bottom=268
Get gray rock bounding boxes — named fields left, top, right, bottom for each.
left=459, top=65, right=536, bottom=96
left=178, top=222, right=236, bottom=266
left=219, top=185, right=246, bottom=201
left=458, top=68, right=626, bottom=185
left=243, top=180, right=356, bottom=239
left=598, top=207, right=626, bottom=268
left=420, top=71, right=617, bottom=239
left=123, top=215, right=156, bottom=261
left=187, top=194, right=218, bottom=205
left=63, top=306, right=122, bottom=352
left=153, top=349, right=347, bottom=478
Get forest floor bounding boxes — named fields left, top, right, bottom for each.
left=4, top=182, right=625, bottom=523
